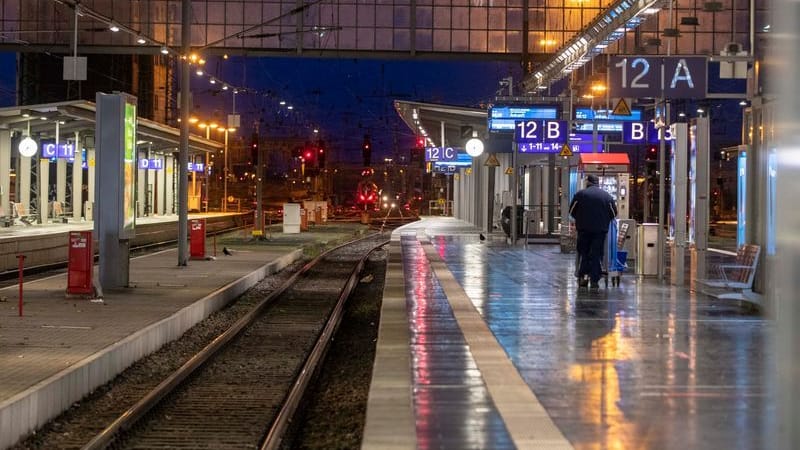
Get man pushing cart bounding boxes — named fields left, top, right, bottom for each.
left=569, top=174, right=618, bottom=290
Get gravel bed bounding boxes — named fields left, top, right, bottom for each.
left=11, top=260, right=305, bottom=450
left=286, top=249, right=387, bottom=449
left=10, top=230, right=389, bottom=450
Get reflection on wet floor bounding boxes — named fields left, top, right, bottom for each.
left=402, top=236, right=515, bottom=449
left=429, top=235, right=774, bottom=450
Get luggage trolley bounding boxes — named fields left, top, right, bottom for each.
left=607, top=219, right=629, bottom=286
left=574, top=219, right=628, bottom=289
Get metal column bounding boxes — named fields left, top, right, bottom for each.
left=71, top=131, right=82, bottom=221
left=690, top=117, right=709, bottom=283
left=669, top=123, right=688, bottom=285
left=0, top=130, right=10, bottom=217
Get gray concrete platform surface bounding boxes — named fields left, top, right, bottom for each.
left=0, top=223, right=367, bottom=449
left=364, top=217, right=774, bottom=450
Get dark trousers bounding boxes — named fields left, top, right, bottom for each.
left=576, top=230, right=606, bottom=284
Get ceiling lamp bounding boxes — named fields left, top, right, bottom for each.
left=646, top=37, right=662, bottom=46
left=680, top=17, right=700, bottom=26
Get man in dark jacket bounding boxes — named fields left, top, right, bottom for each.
left=569, top=174, right=618, bottom=288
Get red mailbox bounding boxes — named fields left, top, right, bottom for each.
left=190, top=218, right=206, bottom=259
left=67, top=231, right=93, bottom=295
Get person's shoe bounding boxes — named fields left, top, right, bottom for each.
left=589, top=281, right=600, bottom=290
left=578, top=277, right=589, bottom=287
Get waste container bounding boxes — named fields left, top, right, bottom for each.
left=636, top=223, right=658, bottom=275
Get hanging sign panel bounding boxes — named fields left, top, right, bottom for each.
left=609, top=56, right=707, bottom=99
left=514, top=120, right=568, bottom=144
left=622, top=121, right=676, bottom=144
left=425, top=146, right=459, bottom=162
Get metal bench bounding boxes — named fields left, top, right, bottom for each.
left=51, top=201, right=71, bottom=224
left=13, top=202, right=35, bottom=226
left=698, top=244, right=761, bottom=305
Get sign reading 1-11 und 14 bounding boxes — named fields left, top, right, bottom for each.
left=609, top=56, right=707, bottom=99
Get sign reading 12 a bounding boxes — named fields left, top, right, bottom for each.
left=609, top=56, right=707, bottom=99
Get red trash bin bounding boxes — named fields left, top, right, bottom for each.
left=67, top=231, right=93, bottom=295
left=190, top=218, right=206, bottom=259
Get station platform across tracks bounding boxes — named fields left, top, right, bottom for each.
left=0, top=219, right=368, bottom=449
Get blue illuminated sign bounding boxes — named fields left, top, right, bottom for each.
left=609, top=56, right=707, bottom=99
left=514, top=120, right=568, bottom=144
left=433, top=153, right=471, bottom=167
left=138, top=158, right=164, bottom=170
left=622, top=121, right=676, bottom=144
left=40, top=141, right=75, bottom=159
left=425, top=146, right=459, bottom=162
left=575, top=107, right=643, bottom=121
left=488, top=105, right=558, bottom=131
left=518, top=134, right=598, bottom=153
left=188, top=162, right=205, bottom=172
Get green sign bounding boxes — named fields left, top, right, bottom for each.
left=123, top=101, right=136, bottom=236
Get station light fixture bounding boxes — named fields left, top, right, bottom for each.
left=523, top=0, right=663, bottom=92
left=160, top=46, right=169, bottom=55
left=109, top=23, right=120, bottom=32
left=137, top=37, right=147, bottom=44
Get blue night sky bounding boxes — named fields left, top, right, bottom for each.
left=0, top=52, right=521, bottom=163
left=196, top=56, right=522, bottom=162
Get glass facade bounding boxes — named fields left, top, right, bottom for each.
left=0, top=0, right=767, bottom=59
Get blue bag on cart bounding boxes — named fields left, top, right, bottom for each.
left=608, top=220, right=626, bottom=272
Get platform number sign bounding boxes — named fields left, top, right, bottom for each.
left=515, top=120, right=567, bottom=144
left=425, top=146, right=458, bottom=162
left=609, top=56, right=707, bottom=99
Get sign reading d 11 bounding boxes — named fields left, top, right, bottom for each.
left=515, top=119, right=567, bottom=144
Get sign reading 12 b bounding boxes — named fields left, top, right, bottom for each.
left=609, top=56, right=707, bottom=99
left=515, top=120, right=567, bottom=144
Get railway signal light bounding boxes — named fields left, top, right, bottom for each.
left=317, top=140, right=326, bottom=168
left=646, top=145, right=657, bottom=161
left=362, top=134, right=372, bottom=168
left=250, top=132, right=259, bottom=165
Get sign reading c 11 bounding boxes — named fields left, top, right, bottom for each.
left=609, top=56, right=707, bottom=99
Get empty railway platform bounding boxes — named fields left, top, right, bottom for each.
left=0, top=216, right=775, bottom=449
left=362, top=216, right=773, bottom=449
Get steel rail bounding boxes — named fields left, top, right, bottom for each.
left=80, top=231, right=383, bottom=450
left=260, top=237, right=390, bottom=450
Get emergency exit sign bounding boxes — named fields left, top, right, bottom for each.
left=609, top=56, right=707, bottom=99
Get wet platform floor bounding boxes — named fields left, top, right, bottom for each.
left=369, top=217, right=776, bottom=450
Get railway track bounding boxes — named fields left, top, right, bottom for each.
left=76, top=233, right=390, bottom=450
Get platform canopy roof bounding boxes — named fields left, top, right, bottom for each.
left=394, top=100, right=487, bottom=149
left=0, top=100, right=222, bottom=154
